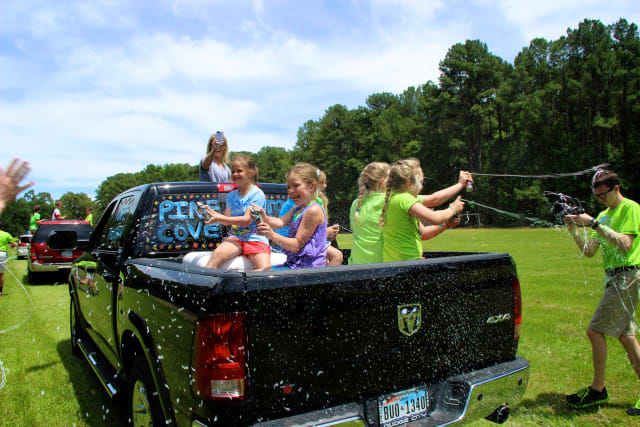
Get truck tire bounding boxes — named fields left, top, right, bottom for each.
left=69, top=297, right=82, bottom=357
left=129, top=356, right=164, bottom=427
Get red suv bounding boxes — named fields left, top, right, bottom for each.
left=28, top=220, right=93, bottom=281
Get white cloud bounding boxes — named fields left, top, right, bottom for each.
left=2, top=0, right=638, bottom=200
left=497, top=0, right=640, bottom=42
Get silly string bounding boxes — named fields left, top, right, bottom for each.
left=0, top=257, right=35, bottom=391
left=470, top=163, right=609, bottom=179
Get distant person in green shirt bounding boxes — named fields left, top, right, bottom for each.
left=563, top=169, right=640, bottom=416
left=84, top=206, right=93, bottom=226
left=30, top=205, right=42, bottom=232
left=0, top=220, right=18, bottom=296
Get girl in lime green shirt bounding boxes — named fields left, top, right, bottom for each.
left=380, top=159, right=464, bottom=262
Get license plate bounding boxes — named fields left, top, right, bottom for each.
left=62, top=251, right=73, bottom=257
left=378, top=386, right=428, bottom=427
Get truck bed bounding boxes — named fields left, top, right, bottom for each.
left=124, top=250, right=524, bottom=425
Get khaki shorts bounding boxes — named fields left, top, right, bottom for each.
left=589, top=269, right=640, bottom=337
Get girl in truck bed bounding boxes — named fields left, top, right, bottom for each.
left=380, top=158, right=464, bottom=262
left=255, top=162, right=328, bottom=269
left=202, top=154, right=272, bottom=271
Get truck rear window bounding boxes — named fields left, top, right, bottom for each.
left=134, top=192, right=289, bottom=255
left=33, top=224, right=93, bottom=243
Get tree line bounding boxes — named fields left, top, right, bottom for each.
left=2, top=17, right=638, bottom=235
left=0, top=190, right=96, bottom=237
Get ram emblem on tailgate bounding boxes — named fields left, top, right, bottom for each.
left=398, top=304, right=422, bottom=336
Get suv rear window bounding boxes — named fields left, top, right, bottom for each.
left=20, top=235, right=32, bottom=244
left=33, top=223, right=93, bottom=243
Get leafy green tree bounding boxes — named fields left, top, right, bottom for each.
left=254, top=146, right=293, bottom=183
left=95, top=163, right=198, bottom=212
left=0, top=198, right=32, bottom=236
left=95, top=172, right=140, bottom=211
left=81, top=17, right=640, bottom=227
left=438, top=40, right=507, bottom=173
left=293, top=105, right=367, bottom=221
left=59, top=192, right=95, bottom=220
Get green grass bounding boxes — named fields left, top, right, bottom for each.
left=0, top=249, right=126, bottom=426
left=1, top=230, right=639, bottom=426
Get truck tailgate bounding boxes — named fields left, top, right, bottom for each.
left=242, top=253, right=518, bottom=420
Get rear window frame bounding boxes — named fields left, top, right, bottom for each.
left=32, top=222, right=93, bottom=244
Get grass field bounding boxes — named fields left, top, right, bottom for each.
left=1, top=228, right=638, bottom=426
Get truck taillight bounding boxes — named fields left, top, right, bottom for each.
left=512, top=278, right=522, bottom=340
left=193, top=312, right=247, bottom=400
left=217, top=183, right=238, bottom=192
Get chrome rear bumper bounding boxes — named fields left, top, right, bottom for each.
left=236, top=357, right=530, bottom=427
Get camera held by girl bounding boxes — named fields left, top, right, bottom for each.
left=202, top=154, right=272, bottom=271
left=252, top=162, right=328, bottom=269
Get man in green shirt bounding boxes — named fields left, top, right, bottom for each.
left=0, top=220, right=18, bottom=295
left=563, top=169, right=640, bottom=416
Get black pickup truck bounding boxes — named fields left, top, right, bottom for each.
left=63, top=181, right=529, bottom=426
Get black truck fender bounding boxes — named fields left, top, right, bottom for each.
left=120, top=308, right=177, bottom=425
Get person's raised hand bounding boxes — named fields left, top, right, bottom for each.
left=0, top=158, right=34, bottom=213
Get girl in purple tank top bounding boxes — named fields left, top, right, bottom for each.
left=253, top=163, right=328, bottom=269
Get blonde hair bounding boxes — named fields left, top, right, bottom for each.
left=354, top=162, right=390, bottom=223
left=287, top=162, right=329, bottom=209
left=207, top=134, right=230, bottom=164
left=231, top=153, right=259, bottom=184
left=318, top=170, right=327, bottom=187
left=379, top=158, right=422, bottom=228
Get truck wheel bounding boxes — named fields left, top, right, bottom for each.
left=69, top=298, right=82, bottom=357
left=129, top=357, right=164, bottom=427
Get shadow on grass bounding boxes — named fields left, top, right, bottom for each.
left=56, top=339, right=128, bottom=426
left=23, top=270, right=70, bottom=286
left=516, top=391, right=630, bottom=422
left=25, top=361, right=61, bottom=372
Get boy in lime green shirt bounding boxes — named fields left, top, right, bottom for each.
left=84, top=206, right=94, bottom=226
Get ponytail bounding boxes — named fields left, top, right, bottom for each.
left=354, top=181, right=367, bottom=223
left=355, top=162, right=391, bottom=224
left=379, top=186, right=392, bottom=229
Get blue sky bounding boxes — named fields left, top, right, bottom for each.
left=2, top=0, right=639, bottom=201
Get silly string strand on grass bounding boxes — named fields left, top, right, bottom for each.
left=0, top=257, right=35, bottom=334
left=0, top=257, right=35, bottom=391
left=0, top=357, right=6, bottom=391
